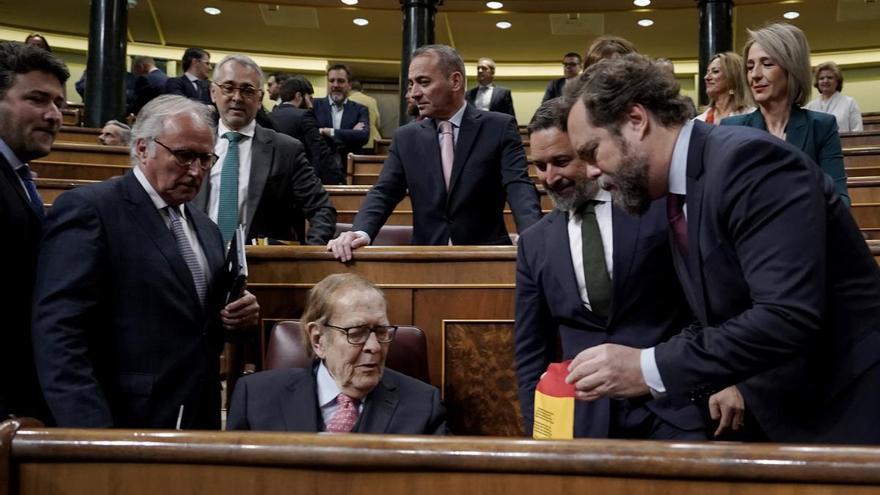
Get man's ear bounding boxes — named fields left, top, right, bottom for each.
left=449, top=71, right=464, bottom=92
left=308, top=322, right=326, bottom=359
left=135, top=138, right=149, bottom=162
left=626, top=103, right=650, bottom=140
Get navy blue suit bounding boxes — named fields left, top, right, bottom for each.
left=466, top=85, right=516, bottom=118
left=313, top=97, right=369, bottom=183
left=655, top=121, right=880, bottom=443
left=515, top=202, right=704, bottom=439
left=164, top=75, right=212, bottom=105
left=32, top=172, right=227, bottom=429
left=353, top=103, right=541, bottom=245
left=227, top=365, right=448, bottom=434
left=130, top=69, right=169, bottom=115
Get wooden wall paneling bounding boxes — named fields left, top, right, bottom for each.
left=441, top=320, right=523, bottom=437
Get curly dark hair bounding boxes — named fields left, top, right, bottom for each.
left=0, top=41, right=69, bottom=99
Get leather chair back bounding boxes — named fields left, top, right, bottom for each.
left=265, top=320, right=430, bottom=383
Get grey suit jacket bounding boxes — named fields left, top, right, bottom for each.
left=194, top=124, right=336, bottom=245
left=226, top=365, right=448, bottom=434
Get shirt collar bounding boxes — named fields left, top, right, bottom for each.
left=328, top=96, right=348, bottom=108
left=316, top=361, right=342, bottom=408
left=133, top=165, right=171, bottom=211
left=567, top=188, right=612, bottom=216
left=185, top=73, right=200, bottom=84
left=479, top=84, right=495, bottom=90
left=218, top=118, right=256, bottom=139
left=0, top=136, right=25, bottom=172
left=668, top=120, right=694, bottom=196
left=433, top=102, right=467, bottom=129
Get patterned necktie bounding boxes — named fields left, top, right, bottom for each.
left=438, top=120, right=454, bottom=189
left=166, top=206, right=207, bottom=305
left=17, top=164, right=44, bottom=220
left=579, top=200, right=612, bottom=320
left=217, top=131, right=243, bottom=244
left=326, top=393, right=359, bottom=433
left=667, top=194, right=689, bottom=256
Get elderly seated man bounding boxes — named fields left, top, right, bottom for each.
left=227, top=273, right=448, bottom=434
left=97, top=120, right=131, bottom=146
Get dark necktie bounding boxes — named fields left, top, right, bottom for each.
left=667, top=194, right=689, bottom=256
left=166, top=206, right=207, bottom=305
left=580, top=200, right=612, bottom=320
left=17, top=164, right=44, bottom=220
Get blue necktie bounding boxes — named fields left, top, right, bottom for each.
left=17, top=164, right=44, bottom=220
left=217, top=131, right=243, bottom=244
left=167, top=206, right=207, bottom=305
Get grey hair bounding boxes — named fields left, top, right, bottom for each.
left=212, top=54, right=264, bottom=84
left=413, top=44, right=466, bottom=79
left=129, top=94, right=215, bottom=166
left=743, top=23, right=812, bottom=107
left=104, top=120, right=131, bottom=145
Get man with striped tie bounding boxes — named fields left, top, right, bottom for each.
left=31, top=95, right=260, bottom=429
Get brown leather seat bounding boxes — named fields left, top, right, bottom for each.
left=334, top=222, right=413, bottom=246
left=265, top=320, right=431, bottom=383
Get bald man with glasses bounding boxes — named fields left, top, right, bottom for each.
left=193, top=54, right=336, bottom=246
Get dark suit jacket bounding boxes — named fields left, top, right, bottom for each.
left=313, top=97, right=369, bottom=183
left=515, top=203, right=703, bottom=438
left=194, top=124, right=336, bottom=245
left=466, top=85, right=516, bottom=118
left=130, top=69, right=169, bottom=115
left=353, top=104, right=541, bottom=245
left=164, top=75, right=212, bottom=105
left=226, top=366, right=448, bottom=434
left=0, top=155, right=49, bottom=421
left=32, top=172, right=227, bottom=429
left=655, top=121, right=880, bottom=443
left=270, top=103, right=341, bottom=186
left=721, top=107, right=849, bottom=206
left=542, top=78, right=566, bottom=103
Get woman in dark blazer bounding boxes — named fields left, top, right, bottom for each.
left=721, top=23, right=850, bottom=206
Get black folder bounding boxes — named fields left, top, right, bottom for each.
left=224, top=225, right=248, bottom=305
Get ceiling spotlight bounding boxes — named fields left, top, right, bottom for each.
left=783, top=11, right=800, bottom=19
left=486, top=1, right=504, bottom=9
left=353, top=17, right=369, bottom=26
left=633, top=0, right=651, bottom=6
left=496, top=21, right=512, bottom=29
left=341, top=0, right=359, bottom=5
left=203, top=6, right=221, bottom=15
left=638, top=19, right=654, bottom=27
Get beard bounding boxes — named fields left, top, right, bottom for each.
left=545, top=175, right=600, bottom=212
left=601, top=138, right=653, bottom=215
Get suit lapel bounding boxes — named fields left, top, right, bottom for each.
left=420, top=119, right=446, bottom=197
left=245, top=126, right=272, bottom=234
left=448, top=105, right=480, bottom=195
left=281, top=368, right=321, bottom=431
left=682, top=123, right=710, bottom=323
left=356, top=372, right=399, bottom=434
left=121, top=172, right=202, bottom=307
left=785, top=106, right=808, bottom=151
left=608, top=205, right=639, bottom=325
left=0, top=155, right=40, bottom=223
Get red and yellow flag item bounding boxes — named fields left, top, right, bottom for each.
left=533, top=360, right=576, bottom=439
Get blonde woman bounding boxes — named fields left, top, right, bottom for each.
left=696, top=52, right=753, bottom=124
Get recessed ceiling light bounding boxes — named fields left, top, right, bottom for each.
left=638, top=19, right=654, bottom=27
left=353, top=17, right=369, bottom=26
left=633, top=0, right=651, bottom=6
left=341, top=0, right=359, bottom=5
left=496, top=20, right=512, bottom=29
left=203, top=6, right=221, bottom=15
left=486, top=1, right=504, bottom=9
left=783, top=11, right=800, bottom=19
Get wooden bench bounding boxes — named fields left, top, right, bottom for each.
left=8, top=420, right=880, bottom=494
left=36, top=142, right=129, bottom=166
left=61, top=108, right=82, bottom=127
left=841, top=130, right=880, bottom=148
left=863, top=112, right=880, bottom=132
left=32, top=161, right=129, bottom=181
left=56, top=126, right=101, bottom=144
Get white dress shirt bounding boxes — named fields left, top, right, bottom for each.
left=804, top=92, right=864, bottom=132
left=475, top=85, right=494, bottom=111
left=639, top=119, right=694, bottom=395
left=316, top=361, right=365, bottom=429
left=567, top=189, right=614, bottom=311
left=133, top=165, right=209, bottom=278
left=208, top=119, right=256, bottom=225
left=184, top=72, right=201, bottom=92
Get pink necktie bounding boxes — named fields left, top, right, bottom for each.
left=326, top=393, right=359, bottom=433
left=667, top=193, right=689, bottom=256
left=439, top=120, right=454, bottom=189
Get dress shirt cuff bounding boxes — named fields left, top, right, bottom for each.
left=329, top=128, right=336, bottom=138
left=640, top=347, right=667, bottom=398
left=354, top=230, right=371, bottom=245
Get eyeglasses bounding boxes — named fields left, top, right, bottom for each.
left=323, top=323, right=398, bottom=345
left=212, top=81, right=263, bottom=100
left=153, top=139, right=218, bottom=170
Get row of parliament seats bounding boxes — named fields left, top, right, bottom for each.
left=6, top=416, right=880, bottom=495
